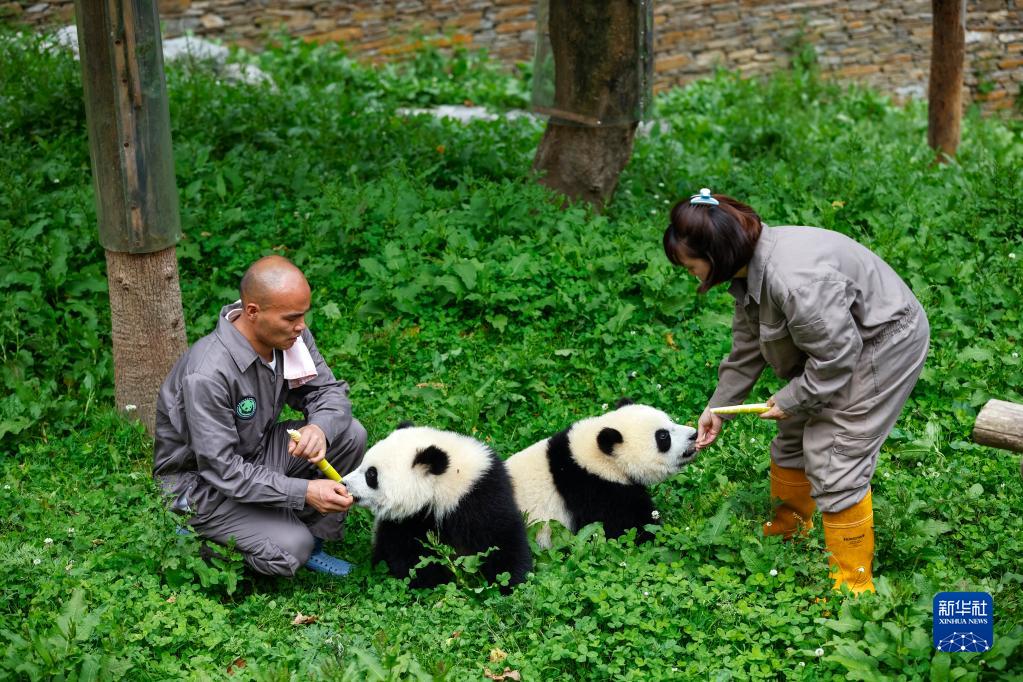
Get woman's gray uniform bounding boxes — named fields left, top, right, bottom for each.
left=707, top=226, right=930, bottom=513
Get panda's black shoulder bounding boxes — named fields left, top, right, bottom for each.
left=441, top=450, right=522, bottom=535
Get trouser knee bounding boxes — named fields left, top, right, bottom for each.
left=327, top=418, right=367, bottom=474
left=243, top=530, right=315, bottom=577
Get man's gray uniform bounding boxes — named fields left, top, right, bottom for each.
left=154, top=302, right=366, bottom=576
left=707, top=226, right=929, bottom=512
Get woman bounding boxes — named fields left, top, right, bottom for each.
left=665, top=189, right=929, bottom=593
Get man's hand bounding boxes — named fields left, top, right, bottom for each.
left=696, top=407, right=723, bottom=450
left=288, top=423, right=327, bottom=463
left=759, top=396, right=790, bottom=421
left=305, top=478, right=354, bottom=514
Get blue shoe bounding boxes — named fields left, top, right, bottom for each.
left=304, top=538, right=355, bottom=577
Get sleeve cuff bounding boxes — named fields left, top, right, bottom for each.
left=288, top=477, right=309, bottom=510
left=772, top=385, right=816, bottom=417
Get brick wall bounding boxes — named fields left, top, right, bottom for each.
left=4, top=0, right=1020, bottom=112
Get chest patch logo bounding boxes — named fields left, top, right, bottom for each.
left=235, top=396, right=257, bottom=420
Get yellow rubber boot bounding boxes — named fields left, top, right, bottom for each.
left=762, top=461, right=816, bottom=539
left=822, top=490, right=875, bottom=594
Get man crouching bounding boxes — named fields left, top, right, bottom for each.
left=154, top=255, right=365, bottom=577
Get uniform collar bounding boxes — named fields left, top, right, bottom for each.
left=215, top=301, right=267, bottom=374
left=730, top=224, right=776, bottom=306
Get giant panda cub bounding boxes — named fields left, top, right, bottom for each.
left=344, top=424, right=532, bottom=591
left=506, top=399, right=698, bottom=546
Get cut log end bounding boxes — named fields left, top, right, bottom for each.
left=971, top=399, right=1023, bottom=453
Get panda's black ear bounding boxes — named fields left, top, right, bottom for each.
left=396, top=421, right=415, bottom=430
left=413, top=446, right=449, bottom=475
left=597, top=427, right=623, bottom=456
left=614, top=397, right=634, bottom=409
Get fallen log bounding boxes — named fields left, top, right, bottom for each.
left=972, top=399, right=1023, bottom=477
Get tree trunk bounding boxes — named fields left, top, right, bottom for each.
left=106, top=248, right=188, bottom=433
left=75, top=0, right=187, bottom=434
left=973, top=399, right=1023, bottom=452
left=533, top=123, right=638, bottom=210
left=972, top=399, right=1023, bottom=479
left=927, top=0, right=965, bottom=161
left=532, top=0, right=646, bottom=210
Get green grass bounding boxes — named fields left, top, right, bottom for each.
left=2, top=30, right=1023, bottom=680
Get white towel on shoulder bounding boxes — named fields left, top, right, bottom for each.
left=283, top=336, right=318, bottom=389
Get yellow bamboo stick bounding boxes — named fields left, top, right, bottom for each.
left=288, top=428, right=344, bottom=483
left=710, top=402, right=770, bottom=415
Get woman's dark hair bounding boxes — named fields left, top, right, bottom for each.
left=663, top=193, right=763, bottom=293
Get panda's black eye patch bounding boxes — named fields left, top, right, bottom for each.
left=655, top=429, right=671, bottom=453
left=366, top=466, right=379, bottom=489
left=413, top=446, right=449, bottom=475
left=597, top=427, right=623, bottom=456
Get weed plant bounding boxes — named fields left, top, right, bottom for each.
left=1, top=30, right=1022, bottom=680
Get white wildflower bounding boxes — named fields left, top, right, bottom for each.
left=799, top=662, right=806, bottom=667
left=619, top=561, right=627, bottom=567
left=124, top=404, right=137, bottom=412
left=44, top=538, right=53, bottom=546
left=650, top=209, right=658, bottom=215
left=65, top=561, right=74, bottom=571
left=643, top=591, right=649, bottom=596
left=656, top=383, right=662, bottom=390
left=651, top=510, right=661, bottom=520
left=1010, top=253, right=1016, bottom=259
left=630, top=330, right=637, bottom=335
left=602, top=403, right=609, bottom=410
left=769, top=569, right=778, bottom=577
left=3, top=484, right=9, bottom=489
left=663, top=199, right=670, bottom=205
left=67, top=527, right=75, bottom=535
left=658, top=182, right=665, bottom=188
left=750, top=438, right=756, bottom=443
left=1013, top=352, right=1019, bottom=358
left=629, top=371, right=637, bottom=378
left=815, top=647, right=824, bottom=657
left=33, top=558, right=41, bottom=565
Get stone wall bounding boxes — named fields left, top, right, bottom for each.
left=4, top=0, right=1021, bottom=112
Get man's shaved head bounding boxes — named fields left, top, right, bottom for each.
left=239, top=256, right=309, bottom=308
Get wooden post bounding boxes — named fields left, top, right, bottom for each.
left=531, top=0, right=650, bottom=210
left=927, top=0, right=966, bottom=162
left=75, top=0, right=188, bottom=435
left=972, top=399, right=1023, bottom=478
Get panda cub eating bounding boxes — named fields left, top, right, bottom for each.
left=344, top=424, right=532, bottom=591
left=506, top=399, right=698, bottom=546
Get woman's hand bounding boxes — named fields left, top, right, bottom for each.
left=696, top=407, right=723, bottom=450
left=759, top=396, right=790, bottom=421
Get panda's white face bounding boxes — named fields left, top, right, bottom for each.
left=568, top=404, right=698, bottom=485
left=344, top=426, right=493, bottom=522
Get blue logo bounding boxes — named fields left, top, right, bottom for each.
left=933, top=592, right=993, bottom=653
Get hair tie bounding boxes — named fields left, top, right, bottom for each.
left=690, top=188, right=719, bottom=206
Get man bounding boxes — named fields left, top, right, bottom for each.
left=154, top=255, right=366, bottom=577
